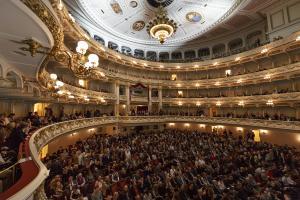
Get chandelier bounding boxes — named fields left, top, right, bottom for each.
left=18, top=39, right=101, bottom=78
left=70, top=40, right=99, bottom=77
left=146, top=6, right=177, bottom=44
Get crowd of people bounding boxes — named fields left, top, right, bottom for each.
left=44, top=129, right=299, bottom=200
left=0, top=108, right=99, bottom=191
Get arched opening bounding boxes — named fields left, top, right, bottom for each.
left=198, top=48, right=210, bottom=59
left=146, top=51, right=157, bottom=61
left=246, top=30, right=263, bottom=49
left=212, top=44, right=226, bottom=58
left=108, top=42, right=119, bottom=51
left=228, top=38, right=243, bottom=54
left=121, top=46, right=132, bottom=55
left=184, top=50, right=196, bottom=60
left=159, top=52, right=170, bottom=61
left=134, top=49, right=145, bottom=58
left=94, top=35, right=105, bottom=45
left=171, top=52, right=182, bottom=60
left=33, top=87, right=41, bottom=97
left=6, top=71, right=22, bottom=88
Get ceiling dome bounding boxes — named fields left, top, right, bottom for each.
left=67, top=0, right=244, bottom=48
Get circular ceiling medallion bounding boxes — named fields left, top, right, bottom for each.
left=130, top=1, right=138, bottom=8
left=147, top=0, right=175, bottom=8
left=132, top=21, right=145, bottom=31
left=186, top=12, right=202, bottom=23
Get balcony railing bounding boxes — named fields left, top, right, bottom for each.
left=100, top=62, right=300, bottom=88
left=162, top=92, right=300, bottom=105
left=5, top=116, right=300, bottom=200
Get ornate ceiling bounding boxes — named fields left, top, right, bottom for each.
left=67, top=0, right=243, bottom=45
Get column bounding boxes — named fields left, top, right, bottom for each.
left=225, top=44, right=229, bottom=54
left=158, top=87, right=163, bottom=111
left=125, top=83, right=130, bottom=116
left=148, top=85, right=152, bottom=114
left=209, top=47, right=213, bottom=59
left=10, top=101, right=15, bottom=114
left=292, top=81, right=295, bottom=92
left=114, top=81, right=120, bottom=116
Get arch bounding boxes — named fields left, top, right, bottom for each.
left=121, top=46, right=132, bottom=55
left=146, top=51, right=157, bottom=61
left=246, top=30, right=263, bottom=48
left=171, top=52, right=182, bottom=60
left=94, top=35, right=105, bottom=45
left=108, top=41, right=119, bottom=51
left=33, top=87, right=41, bottom=97
left=212, top=44, right=226, bottom=54
left=134, top=49, right=144, bottom=58
left=23, top=83, right=31, bottom=93
left=198, top=48, right=210, bottom=58
left=228, top=38, right=243, bottom=51
left=184, top=50, right=196, bottom=59
left=6, top=70, right=23, bottom=88
left=159, top=52, right=169, bottom=61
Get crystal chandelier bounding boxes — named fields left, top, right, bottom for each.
left=146, top=6, right=177, bottom=44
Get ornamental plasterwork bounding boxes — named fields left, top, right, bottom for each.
left=58, top=0, right=299, bottom=72
left=132, top=21, right=146, bottom=31
left=110, top=0, right=123, bottom=14
left=21, top=0, right=64, bottom=62
left=32, top=116, right=300, bottom=153
left=163, top=92, right=300, bottom=105
left=62, top=83, right=117, bottom=100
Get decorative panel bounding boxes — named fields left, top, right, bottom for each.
left=270, top=10, right=285, bottom=29
left=287, top=2, right=300, bottom=22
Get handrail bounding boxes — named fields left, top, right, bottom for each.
left=5, top=116, right=300, bottom=200
left=99, top=61, right=300, bottom=87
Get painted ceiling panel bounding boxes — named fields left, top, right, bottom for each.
left=74, top=0, right=240, bottom=44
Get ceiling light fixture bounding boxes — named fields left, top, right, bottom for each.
left=238, top=101, right=245, bottom=106
left=264, top=74, right=271, bottom=79
left=73, top=41, right=100, bottom=77
left=146, top=6, right=178, bottom=44
left=50, top=73, right=57, bottom=80
left=266, top=100, right=274, bottom=106
left=261, top=48, right=268, bottom=54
